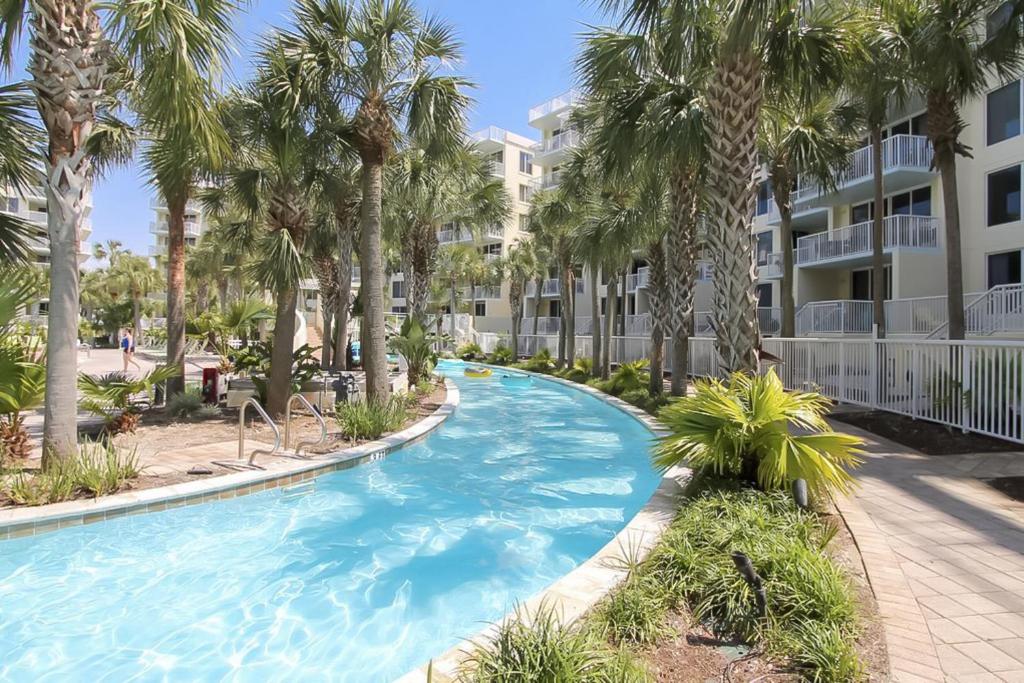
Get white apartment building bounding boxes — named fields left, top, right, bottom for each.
left=387, top=125, right=540, bottom=333
left=149, top=197, right=209, bottom=258
left=1, top=183, right=92, bottom=318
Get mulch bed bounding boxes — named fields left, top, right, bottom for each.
left=830, top=409, right=1020, bottom=455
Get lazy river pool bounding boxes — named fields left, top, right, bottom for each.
left=0, top=361, right=660, bottom=681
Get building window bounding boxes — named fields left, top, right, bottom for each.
left=988, top=80, right=1021, bottom=145
left=519, top=184, right=530, bottom=202
left=755, top=231, right=772, bottom=265
left=483, top=243, right=502, bottom=256
left=988, top=1, right=1016, bottom=40
left=988, top=165, right=1022, bottom=226
left=391, top=306, right=407, bottom=314
left=549, top=300, right=560, bottom=318
left=518, top=215, right=531, bottom=232
left=474, top=301, right=486, bottom=317
left=755, top=283, right=772, bottom=307
left=851, top=201, right=874, bottom=224
left=851, top=266, right=891, bottom=301
left=1, top=196, right=17, bottom=213
left=519, top=151, right=533, bottom=174
left=755, top=180, right=772, bottom=216
left=890, top=186, right=932, bottom=216
left=392, top=280, right=405, bottom=298
left=989, top=250, right=1022, bottom=287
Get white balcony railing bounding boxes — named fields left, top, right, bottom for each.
left=795, top=215, right=939, bottom=266
left=466, top=285, right=501, bottom=300
left=529, top=170, right=563, bottom=191
left=695, top=307, right=783, bottom=336
left=528, top=89, right=583, bottom=123
left=469, top=125, right=507, bottom=145
left=521, top=316, right=561, bottom=335
left=541, top=278, right=561, bottom=296
left=149, top=221, right=201, bottom=237
left=483, top=224, right=504, bottom=240
left=796, top=300, right=874, bottom=335
left=350, top=265, right=361, bottom=283
left=26, top=210, right=47, bottom=224
left=486, top=160, right=505, bottom=177
left=759, top=252, right=783, bottom=279
left=537, top=129, right=580, bottom=155
left=437, top=227, right=474, bottom=244
left=626, top=266, right=651, bottom=292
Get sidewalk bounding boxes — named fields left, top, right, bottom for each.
left=834, top=421, right=1024, bottom=682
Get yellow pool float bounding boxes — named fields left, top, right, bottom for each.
left=463, top=367, right=492, bottom=378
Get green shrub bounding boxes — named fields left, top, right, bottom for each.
left=456, top=341, right=483, bottom=361
left=335, top=396, right=409, bottom=440
left=76, top=441, right=141, bottom=497
left=594, top=574, right=671, bottom=646
left=604, top=360, right=649, bottom=396
left=647, top=484, right=862, bottom=680
left=389, top=317, right=438, bottom=386
left=617, top=388, right=671, bottom=416
left=458, top=602, right=649, bottom=682
left=5, top=441, right=141, bottom=505
left=655, top=368, right=862, bottom=497
left=78, top=365, right=180, bottom=433
left=556, top=357, right=593, bottom=383
left=514, top=348, right=555, bottom=374
left=487, top=345, right=514, bottom=366
left=167, top=390, right=205, bottom=419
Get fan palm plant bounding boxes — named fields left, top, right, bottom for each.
left=282, top=0, right=471, bottom=402
left=0, top=0, right=240, bottom=461
left=0, top=274, right=45, bottom=461
left=0, top=82, right=43, bottom=265
left=759, top=93, right=858, bottom=337
left=655, top=369, right=863, bottom=497
left=498, top=240, right=540, bottom=360
left=529, top=190, right=582, bottom=368
left=889, top=0, right=1024, bottom=339
left=435, top=244, right=477, bottom=347
left=109, top=254, right=162, bottom=348
left=78, top=365, right=178, bottom=434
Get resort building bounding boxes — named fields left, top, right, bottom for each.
left=387, top=125, right=540, bottom=334
left=1, top=183, right=92, bottom=319
left=148, top=197, right=210, bottom=259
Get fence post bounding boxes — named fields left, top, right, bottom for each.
left=912, top=342, right=920, bottom=419
left=962, top=344, right=973, bottom=433
left=869, top=338, right=878, bottom=409
left=839, top=341, right=846, bottom=402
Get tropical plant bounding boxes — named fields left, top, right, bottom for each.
left=109, top=254, right=162, bottom=347
left=435, top=244, right=478, bottom=345
left=77, top=365, right=179, bottom=434
left=0, top=0, right=240, bottom=461
left=516, top=348, right=556, bottom=374
left=335, top=395, right=409, bottom=441
left=166, top=390, right=205, bottom=419
left=4, top=440, right=141, bottom=505
left=655, top=369, right=863, bottom=496
left=528, top=190, right=581, bottom=369
left=283, top=0, right=471, bottom=403
left=889, top=0, right=1024, bottom=340
left=498, top=241, right=540, bottom=360
left=388, top=317, right=438, bottom=387
left=486, top=345, right=514, bottom=366
left=455, top=341, right=483, bottom=361
left=0, top=82, right=44, bottom=265
left=0, top=275, right=45, bottom=461
left=603, top=359, right=650, bottom=396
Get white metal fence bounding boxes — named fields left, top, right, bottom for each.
left=476, top=331, right=1024, bottom=444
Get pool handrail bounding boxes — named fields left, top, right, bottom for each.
left=284, top=393, right=328, bottom=456
left=211, top=397, right=279, bottom=470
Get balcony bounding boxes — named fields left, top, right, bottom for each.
left=485, top=160, right=505, bottom=177
left=695, top=307, right=783, bottom=337
left=483, top=253, right=501, bottom=263
left=466, top=285, right=501, bottom=300
left=528, top=89, right=583, bottom=127
left=795, top=300, right=873, bottom=336
left=149, top=221, right=201, bottom=237
left=469, top=125, right=507, bottom=146
left=533, top=130, right=580, bottom=165
left=795, top=214, right=939, bottom=268
left=437, top=227, right=474, bottom=245
left=149, top=197, right=202, bottom=212
left=520, top=316, right=561, bottom=335
left=526, top=278, right=586, bottom=298
left=758, top=252, right=783, bottom=280
left=149, top=245, right=166, bottom=257
left=796, top=135, right=935, bottom=207
left=626, top=266, right=650, bottom=292
left=482, top=224, right=504, bottom=241
left=528, top=171, right=563, bottom=192
left=351, top=265, right=361, bottom=283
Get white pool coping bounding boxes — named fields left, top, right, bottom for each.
left=0, top=378, right=460, bottom=540
left=396, top=364, right=689, bottom=683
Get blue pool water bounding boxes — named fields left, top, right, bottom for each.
left=0, top=361, right=659, bottom=681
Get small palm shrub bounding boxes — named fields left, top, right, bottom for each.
left=78, top=365, right=180, bottom=434
left=487, top=345, right=514, bottom=366
left=647, top=484, right=862, bottom=680
left=167, top=390, right=205, bottom=419
left=515, top=348, right=555, bottom=373
left=456, top=341, right=484, bottom=361
left=335, top=396, right=409, bottom=441
left=389, top=317, right=438, bottom=386
left=618, top=388, right=671, bottom=416
left=655, top=369, right=863, bottom=497
left=5, top=441, right=141, bottom=505
left=458, top=602, right=649, bottom=682
left=603, top=360, right=649, bottom=396
left=557, top=357, right=593, bottom=383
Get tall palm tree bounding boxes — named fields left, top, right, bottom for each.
left=890, top=0, right=1024, bottom=339
left=499, top=240, right=539, bottom=359
left=0, top=0, right=238, bottom=459
left=306, top=215, right=340, bottom=368
left=284, top=0, right=471, bottom=402
left=758, top=93, right=857, bottom=337
left=110, top=254, right=161, bottom=347
left=0, top=82, right=43, bottom=264
left=529, top=190, right=581, bottom=368
left=383, top=145, right=510, bottom=320
left=435, top=244, right=476, bottom=346
left=577, top=18, right=710, bottom=394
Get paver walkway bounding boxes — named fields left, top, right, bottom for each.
left=833, top=419, right=1024, bottom=682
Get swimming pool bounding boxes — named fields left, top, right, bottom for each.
left=0, top=361, right=660, bottom=681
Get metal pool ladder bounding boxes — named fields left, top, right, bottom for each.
left=212, top=397, right=280, bottom=470
left=283, top=393, right=328, bottom=457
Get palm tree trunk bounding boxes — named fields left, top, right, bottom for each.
left=603, top=275, right=617, bottom=380
left=509, top=280, right=522, bottom=359
left=165, top=194, right=188, bottom=396
left=449, top=279, right=457, bottom=346
left=267, top=287, right=297, bottom=417
left=649, top=326, right=665, bottom=396
left=705, top=54, right=764, bottom=374
left=647, top=239, right=670, bottom=396
left=334, top=225, right=353, bottom=371
left=563, top=261, right=575, bottom=367
left=773, top=176, right=797, bottom=338
left=928, top=92, right=966, bottom=340
left=667, top=173, right=700, bottom=396
left=469, top=282, right=477, bottom=330
left=218, top=279, right=229, bottom=314
left=532, top=276, right=543, bottom=337
left=619, top=267, right=627, bottom=337
left=590, top=268, right=600, bottom=377
left=322, top=307, right=333, bottom=368
left=133, top=297, right=142, bottom=349
left=359, top=160, right=388, bottom=401
left=870, top=126, right=886, bottom=339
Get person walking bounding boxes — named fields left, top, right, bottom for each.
left=121, top=328, right=141, bottom=373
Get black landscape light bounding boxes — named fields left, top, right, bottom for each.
left=731, top=551, right=767, bottom=617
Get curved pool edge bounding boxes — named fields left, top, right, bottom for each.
left=0, top=377, right=461, bottom=541
left=400, top=365, right=690, bottom=683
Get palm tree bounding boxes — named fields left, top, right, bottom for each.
left=110, top=254, right=161, bottom=348
left=0, top=0, right=237, bottom=460
left=435, top=244, right=477, bottom=346
left=306, top=216, right=340, bottom=368
left=499, top=240, right=540, bottom=359
left=284, top=0, right=471, bottom=403
left=0, top=83, right=43, bottom=265
left=758, top=93, right=857, bottom=337
left=529, top=190, right=580, bottom=368
left=384, top=145, right=510, bottom=321
left=890, top=0, right=1024, bottom=339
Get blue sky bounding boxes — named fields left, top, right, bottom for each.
left=6, top=0, right=608, bottom=262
